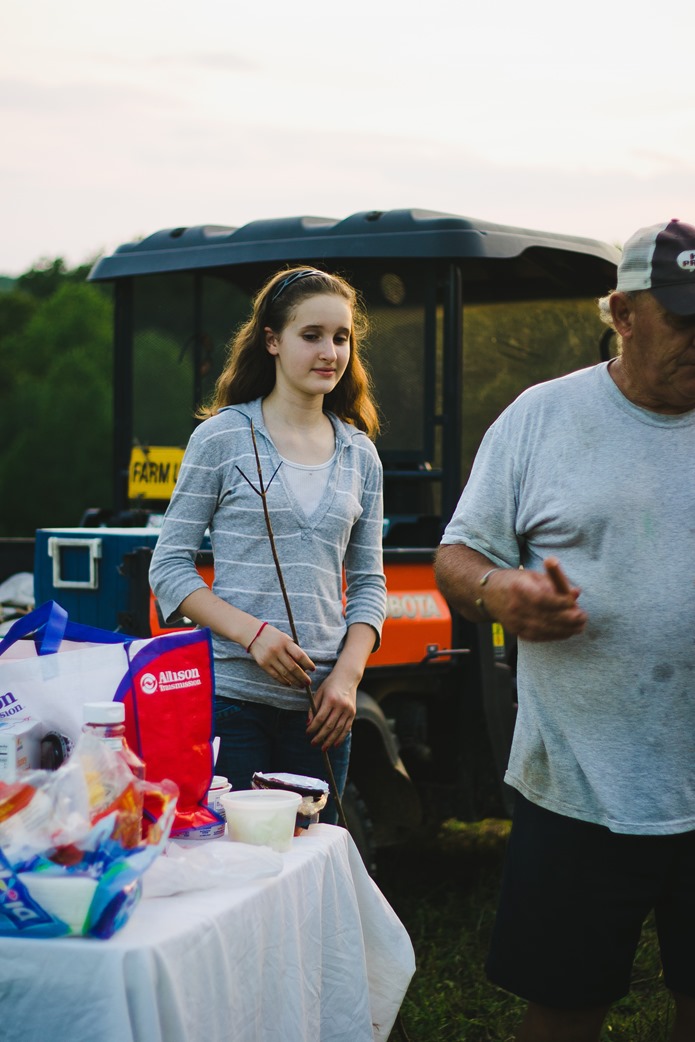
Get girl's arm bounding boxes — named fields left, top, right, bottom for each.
left=342, top=447, right=387, bottom=644
left=149, top=424, right=219, bottom=624
left=307, top=622, right=376, bottom=750
left=309, top=443, right=387, bottom=750
left=179, top=586, right=315, bottom=690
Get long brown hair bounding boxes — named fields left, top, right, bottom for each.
left=198, top=267, right=380, bottom=437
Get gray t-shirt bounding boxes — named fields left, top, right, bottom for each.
left=442, top=362, right=695, bottom=834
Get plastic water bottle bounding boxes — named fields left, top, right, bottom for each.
left=82, top=702, right=145, bottom=780
left=82, top=701, right=145, bottom=847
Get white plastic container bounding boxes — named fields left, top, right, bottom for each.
left=207, top=775, right=232, bottom=814
left=172, top=776, right=232, bottom=841
left=220, top=789, right=302, bottom=853
left=174, top=820, right=226, bottom=842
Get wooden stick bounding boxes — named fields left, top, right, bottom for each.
left=244, top=421, right=349, bottom=830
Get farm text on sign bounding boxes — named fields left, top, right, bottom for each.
left=128, top=446, right=185, bottom=501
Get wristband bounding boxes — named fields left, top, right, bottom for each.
left=246, top=621, right=268, bottom=654
left=475, top=568, right=501, bottom=621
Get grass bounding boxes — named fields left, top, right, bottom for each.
left=378, top=819, right=672, bottom=1042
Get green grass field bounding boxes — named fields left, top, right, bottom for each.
left=379, top=819, right=672, bottom=1042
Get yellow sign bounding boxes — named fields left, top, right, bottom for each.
left=128, top=446, right=184, bottom=501
left=491, top=622, right=505, bottom=650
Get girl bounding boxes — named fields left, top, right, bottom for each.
left=149, top=267, right=387, bottom=823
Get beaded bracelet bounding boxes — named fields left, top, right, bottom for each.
left=246, top=621, right=268, bottom=654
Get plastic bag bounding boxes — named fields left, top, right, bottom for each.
left=0, top=601, right=217, bottom=834
left=0, top=733, right=178, bottom=939
left=142, top=839, right=283, bottom=898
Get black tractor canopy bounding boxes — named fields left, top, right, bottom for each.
left=89, top=208, right=619, bottom=534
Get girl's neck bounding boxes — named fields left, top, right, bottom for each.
left=262, top=389, right=335, bottom=465
left=262, top=386, right=327, bottom=430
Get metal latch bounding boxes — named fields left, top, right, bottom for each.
left=47, top=537, right=102, bottom=590
left=421, top=644, right=470, bottom=663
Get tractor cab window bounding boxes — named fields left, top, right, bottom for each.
left=131, top=272, right=250, bottom=448
left=126, top=265, right=609, bottom=548
left=128, top=262, right=441, bottom=544
left=348, top=263, right=442, bottom=546
left=460, top=297, right=609, bottom=486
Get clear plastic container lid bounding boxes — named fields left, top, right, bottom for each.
left=83, top=701, right=125, bottom=725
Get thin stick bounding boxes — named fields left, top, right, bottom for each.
left=244, top=425, right=412, bottom=1040
left=240, top=421, right=348, bottom=830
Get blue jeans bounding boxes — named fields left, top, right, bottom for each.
left=213, top=697, right=351, bottom=825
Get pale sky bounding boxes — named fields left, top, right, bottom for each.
left=2, top=0, right=694, bottom=276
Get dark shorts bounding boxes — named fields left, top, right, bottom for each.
left=486, top=792, right=695, bottom=1008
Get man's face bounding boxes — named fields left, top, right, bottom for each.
left=615, top=291, right=695, bottom=414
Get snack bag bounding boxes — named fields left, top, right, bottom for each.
left=0, top=733, right=178, bottom=939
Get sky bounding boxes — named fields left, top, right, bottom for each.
left=2, top=0, right=694, bottom=277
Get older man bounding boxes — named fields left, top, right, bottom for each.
left=435, top=220, right=695, bottom=1042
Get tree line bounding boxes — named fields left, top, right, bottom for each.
left=0, top=256, right=611, bottom=541
left=0, top=259, right=113, bottom=536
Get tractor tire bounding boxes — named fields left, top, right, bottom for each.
left=342, top=781, right=377, bottom=877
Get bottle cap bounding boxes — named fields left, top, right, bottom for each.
left=83, top=701, right=125, bottom=725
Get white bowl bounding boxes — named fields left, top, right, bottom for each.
left=220, top=789, right=302, bottom=853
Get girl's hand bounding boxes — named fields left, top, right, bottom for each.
left=306, top=670, right=357, bottom=751
left=248, top=623, right=315, bottom=689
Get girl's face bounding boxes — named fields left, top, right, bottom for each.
left=265, top=293, right=352, bottom=398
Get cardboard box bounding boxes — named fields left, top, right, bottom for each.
left=0, top=718, right=42, bottom=779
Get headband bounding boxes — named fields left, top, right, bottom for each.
left=269, top=269, right=327, bottom=305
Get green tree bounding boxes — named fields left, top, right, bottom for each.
left=0, top=289, right=36, bottom=341
left=16, top=258, right=98, bottom=300
left=0, top=282, right=113, bottom=535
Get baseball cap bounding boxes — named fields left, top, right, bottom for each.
left=616, top=219, right=695, bottom=315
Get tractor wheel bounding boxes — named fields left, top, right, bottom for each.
left=341, top=781, right=377, bottom=876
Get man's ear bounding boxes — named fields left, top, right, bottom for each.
left=609, top=292, right=635, bottom=340
left=264, top=326, right=279, bottom=356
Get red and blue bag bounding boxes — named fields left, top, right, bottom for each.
left=0, top=600, right=218, bottom=835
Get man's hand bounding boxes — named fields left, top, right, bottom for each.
left=435, top=545, right=587, bottom=642
left=480, top=558, right=587, bottom=641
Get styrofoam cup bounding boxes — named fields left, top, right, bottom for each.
left=220, top=789, right=302, bottom=852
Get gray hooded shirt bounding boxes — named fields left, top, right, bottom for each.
left=150, top=398, right=386, bottom=710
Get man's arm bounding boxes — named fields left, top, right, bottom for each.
left=434, top=544, right=588, bottom=642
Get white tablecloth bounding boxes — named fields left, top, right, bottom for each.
left=0, top=825, right=415, bottom=1042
